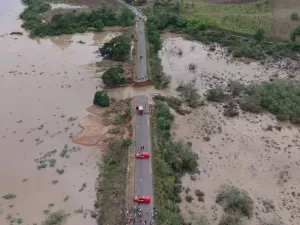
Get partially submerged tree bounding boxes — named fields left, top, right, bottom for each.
left=100, top=35, right=131, bottom=61
left=102, top=67, right=126, bottom=86
left=93, top=90, right=110, bottom=107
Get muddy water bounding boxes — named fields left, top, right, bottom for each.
left=159, top=35, right=295, bottom=95
left=0, top=1, right=120, bottom=225
left=159, top=35, right=300, bottom=225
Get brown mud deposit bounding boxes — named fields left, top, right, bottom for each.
left=0, top=1, right=124, bottom=225
left=73, top=114, right=110, bottom=147
left=159, top=36, right=300, bottom=225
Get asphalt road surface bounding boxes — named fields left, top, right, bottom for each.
left=134, top=95, right=153, bottom=225
left=114, top=0, right=148, bottom=82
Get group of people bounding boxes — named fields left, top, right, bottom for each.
left=132, top=206, right=157, bottom=225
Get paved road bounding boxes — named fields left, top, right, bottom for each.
left=115, top=0, right=148, bottom=82
left=134, top=95, right=153, bottom=225
left=114, top=1, right=153, bottom=223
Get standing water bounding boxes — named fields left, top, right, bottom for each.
left=0, top=1, right=113, bottom=224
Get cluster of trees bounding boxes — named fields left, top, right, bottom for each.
left=93, top=90, right=110, bottom=107
left=153, top=100, right=198, bottom=224
left=100, top=35, right=131, bottom=61
left=21, top=0, right=134, bottom=37
left=102, top=67, right=127, bottom=86
left=146, top=10, right=300, bottom=60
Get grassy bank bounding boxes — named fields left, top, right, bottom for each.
left=206, top=79, right=300, bottom=125
left=20, top=0, right=134, bottom=37
left=96, top=101, right=132, bottom=225
left=151, top=100, right=198, bottom=225
left=180, top=0, right=272, bottom=36
left=145, top=10, right=300, bottom=60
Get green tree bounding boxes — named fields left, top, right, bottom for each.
left=119, top=8, right=135, bottom=26
left=102, top=67, right=126, bottom=86
left=100, top=35, right=131, bottom=61
left=93, top=90, right=110, bottom=107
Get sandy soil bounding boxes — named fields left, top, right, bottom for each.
left=159, top=36, right=300, bottom=225
left=0, top=1, right=123, bottom=225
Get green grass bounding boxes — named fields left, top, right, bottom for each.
left=181, top=0, right=272, bottom=35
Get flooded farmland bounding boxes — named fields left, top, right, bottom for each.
left=0, top=1, right=118, bottom=224
left=159, top=36, right=300, bottom=225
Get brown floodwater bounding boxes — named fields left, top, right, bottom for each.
left=0, top=1, right=122, bottom=225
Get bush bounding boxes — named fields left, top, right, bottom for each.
left=228, top=80, right=245, bottom=97
left=100, top=35, right=131, bottom=61
left=246, top=80, right=300, bottom=124
left=253, top=28, right=265, bottom=43
left=102, top=67, right=126, bottom=86
left=185, top=195, right=193, bottom=202
left=93, top=90, right=110, bottom=107
left=239, top=96, right=262, bottom=113
left=42, top=210, right=68, bottom=225
left=176, top=82, right=203, bottom=108
left=218, top=214, right=243, bottom=225
left=206, top=87, right=226, bottom=102
left=291, top=12, right=298, bottom=21
left=216, top=185, right=254, bottom=218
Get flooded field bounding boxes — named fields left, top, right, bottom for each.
left=159, top=36, right=300, bottom=225
left=0, top=1, right=123, bottom=224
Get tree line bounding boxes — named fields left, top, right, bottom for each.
left=21, top=0, right=135, bottom=37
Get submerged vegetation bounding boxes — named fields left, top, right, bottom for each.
left=20, top=0, right=134, bottom=37
left=206, top=80, right=300, bottom=125
left=145, top=10, right=300, bottom=60
left=151, top=100, right=198, bottom=224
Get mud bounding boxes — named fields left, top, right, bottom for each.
left=0, top=1, right=123, bottom=225
left=159, top=36, right=300, bottom=225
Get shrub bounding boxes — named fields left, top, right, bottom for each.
left=2, top=194, right=17, bottom=200
left=253, top=28, right=265, bottom=43
left=228, top=80, right=245, bottom=97
left=291, top=12, right=298, bottom=21
left=176, top=82, right=203, bottom=108
left=102, top=67, right=126, bottom=86
left=122, top=138, right=132, bottom=147
left=216, top=185, right=254, bottom=218
left=93, top=90, right=110, bottom=107
left=206, top=87, right=225, bottom=102
left=218, top=213, right=243, bottom=225
left=197, top=216, right=209, bottom=225
left=100, top=35, right=131, bottom=61
left=185, top=195, right=193, bottom=202
left=239, top=96, right=261, bottom=113
left=188, top=63, right=196, bottom=71
left=42, top=210, right=68, bottom=225
left=245, top=80, right=300, bottom=124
